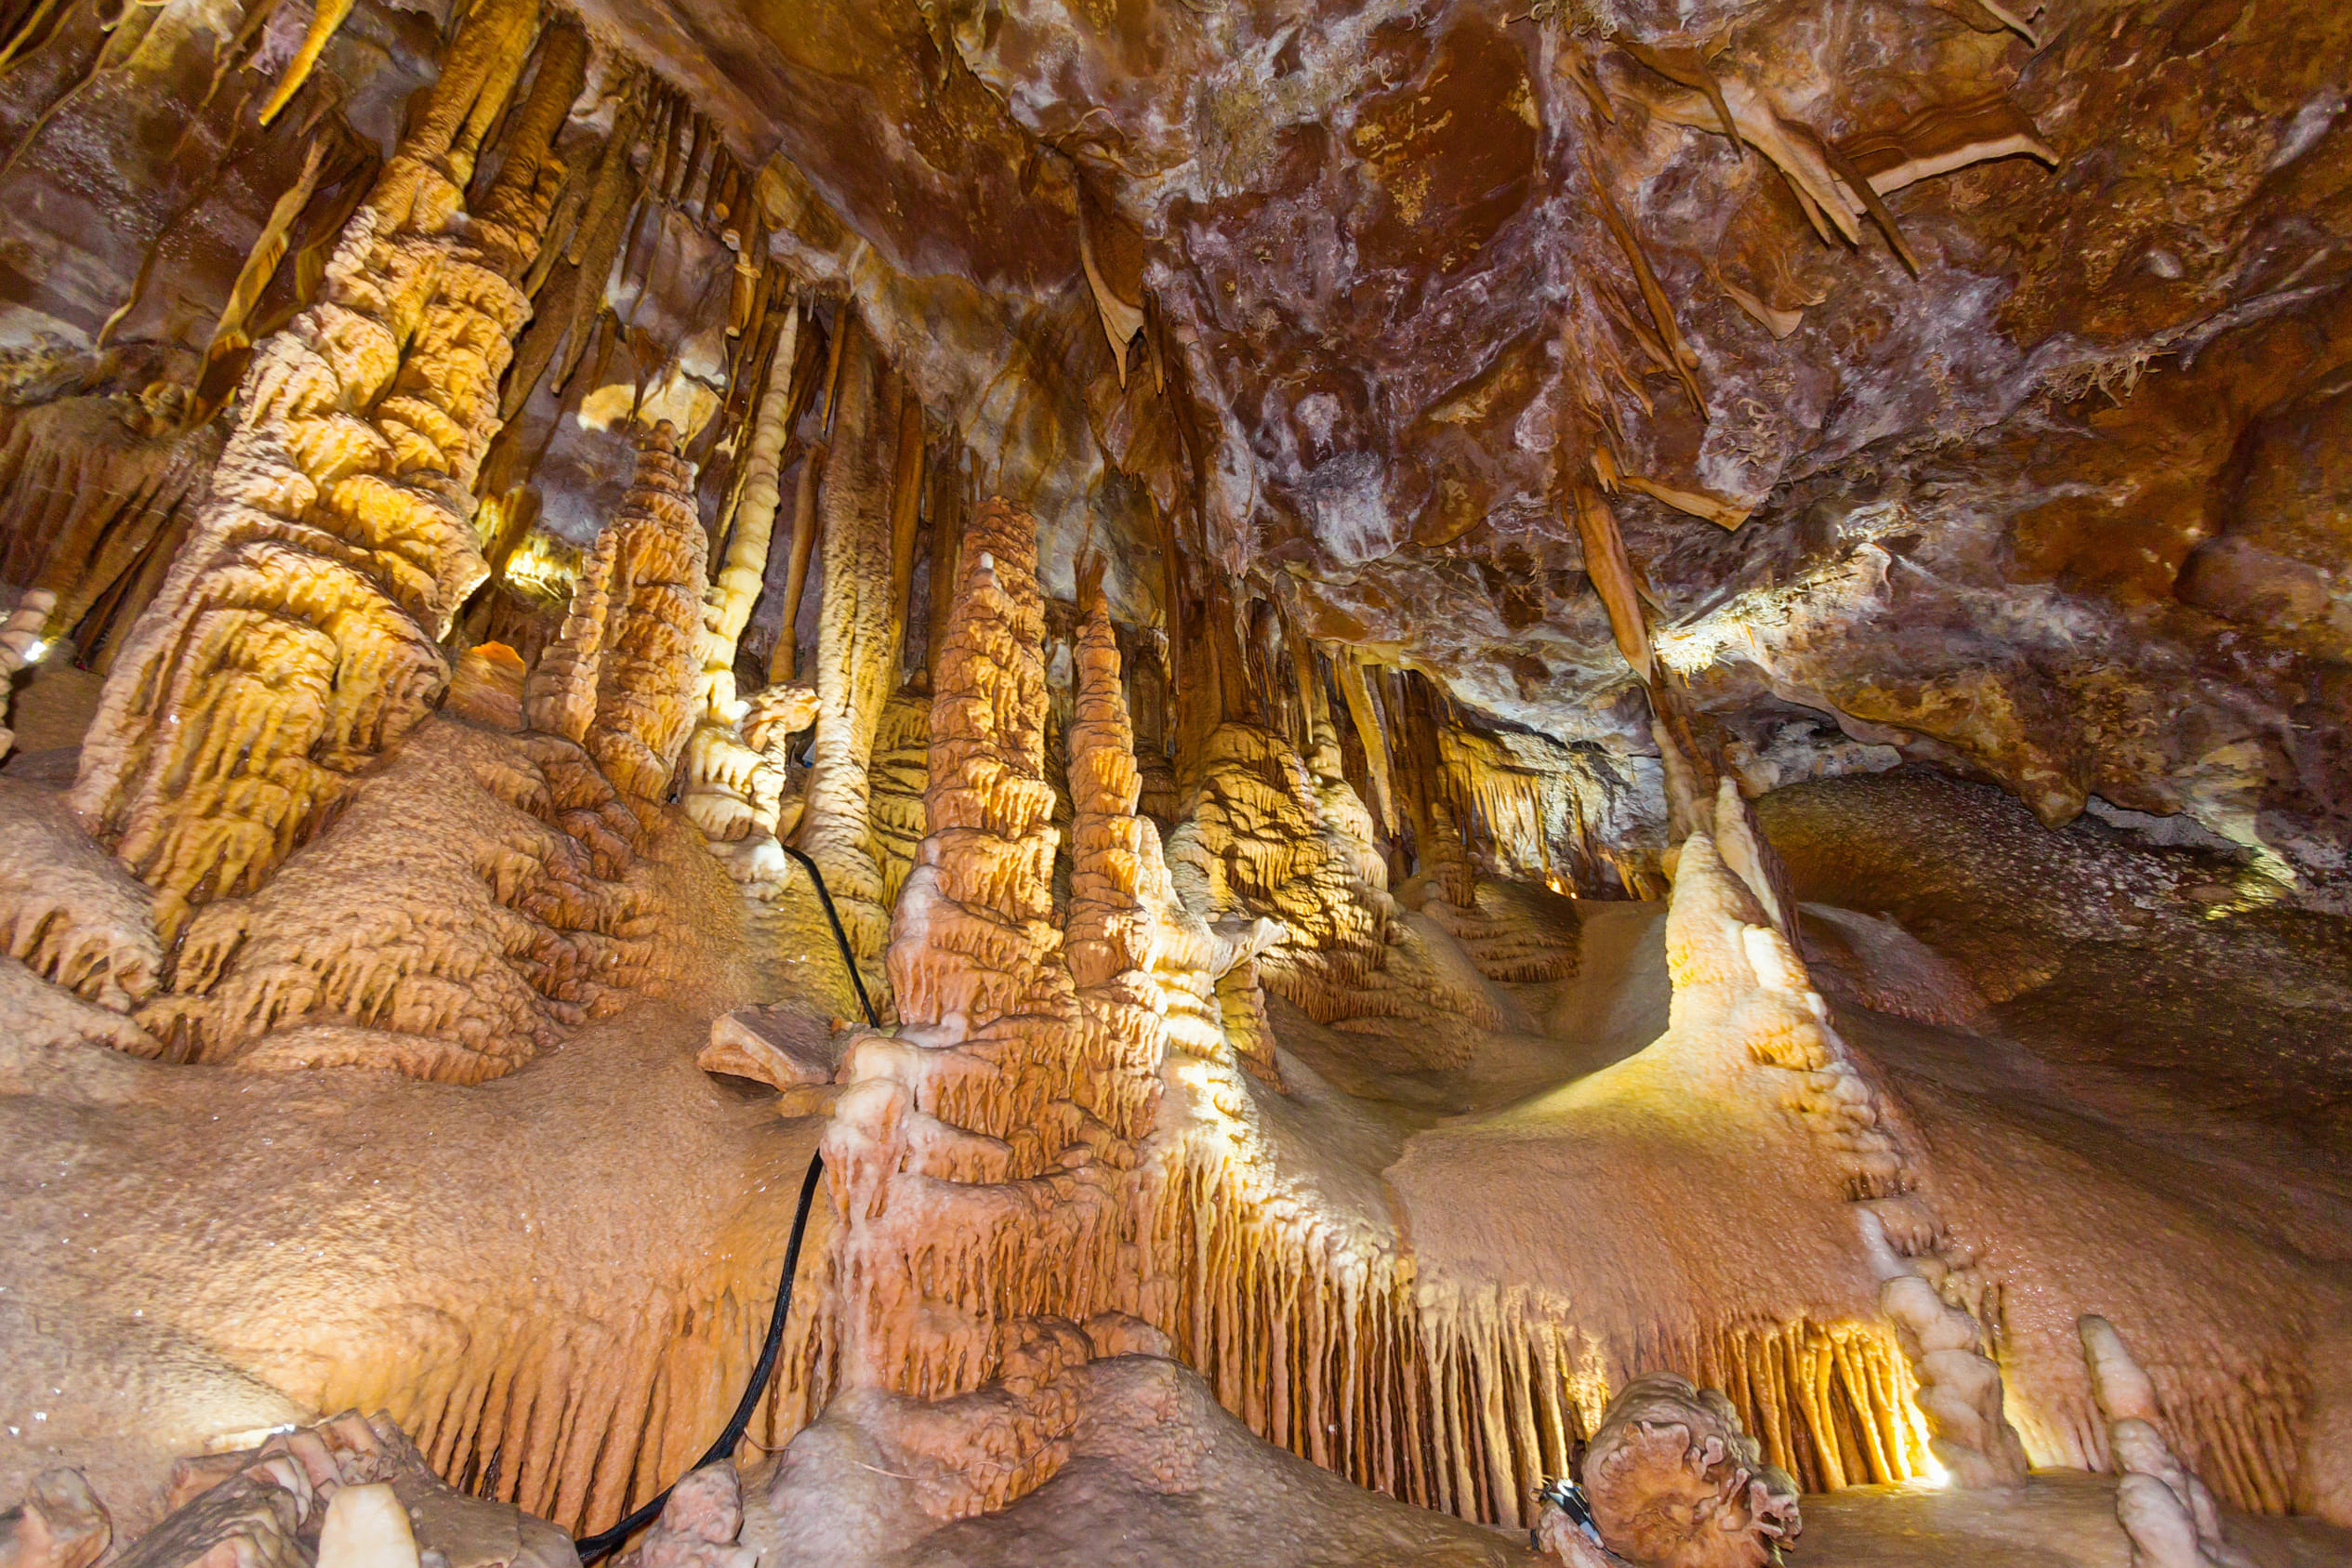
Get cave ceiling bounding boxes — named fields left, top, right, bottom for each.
left=542, top=0, right=2352, bottom=887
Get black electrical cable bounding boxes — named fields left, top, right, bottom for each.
left=775, top=843, right=880, bottom=1032
left=573, top=851, right=879, bottom=1564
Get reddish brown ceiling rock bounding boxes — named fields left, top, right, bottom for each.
left=562, top=0, right=2349, bottom=885
left=567, top=0, right=1077, bottom=296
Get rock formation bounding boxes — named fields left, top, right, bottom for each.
left=58, top=1413, right=575, bottom=1568
left=1, top=1, right=2350, bottom=1566
left=1580, top=1374, right=1800, bottom=1568
left=799, top=315, right=906, bottom=971
left=2081, top=1316, right=2248, bottom=1568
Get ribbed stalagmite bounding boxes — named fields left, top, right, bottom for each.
left=522, top=422, right=708, bottom=800
left=71, top=0, right=571, bottom=939
left=816, top=502, right=1184, bottom=1521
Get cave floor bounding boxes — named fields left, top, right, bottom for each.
left=1804, top=1471, right=2352, bottom=1567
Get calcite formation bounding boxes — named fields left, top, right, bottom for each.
left=525, top=422, right=708, bottom=800
left=799, top=316, right=909, bottom=970
left=2080, top=1317, right=2243, bottom=1568
left=2, top=0, right=2352, bottom=1565
left=47, top=1413, right=575, bottom=1568
left=823, top=500, right=1143, bottom=1508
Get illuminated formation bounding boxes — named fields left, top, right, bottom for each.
left=2, top=0, right=2350, bottom=1565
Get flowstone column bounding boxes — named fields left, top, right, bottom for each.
left=799, top=315, right=904, bottom=968
left=73, top=0, right=574, bottom=938
left=681, top=305, right=807, bottom=853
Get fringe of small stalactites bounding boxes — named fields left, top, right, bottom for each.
left=318, top=1205, right=846, bottom=1539
left=1133, top=1105, right=1934, bottom=1533
left=2008, top=1357, right=2307, bottom=1520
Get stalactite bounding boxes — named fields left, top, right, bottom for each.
left=765, top=438, right=823, bottom=685
left=503, top=77, right=647, bottom=421
left=922, top=441, right=963, bottom=692
left=799, top=312, right=901, bottom=966
left=201, top=138, right=329, bottom=379
left=71, top=0, right=575, bottom=942
left=1331, top=650, right=1397, bottom=837
left=1568, top=474, right=1654, bottom=686
left=884, top=382, right=924, bottom=685
left=256, top=0, right=355, bottom=126
left=1585, top=160, right=1704, bottom=419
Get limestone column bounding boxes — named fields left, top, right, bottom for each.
left=681, top=303, right=808, bottom=846
left=799, top=312, right=903, bottom=962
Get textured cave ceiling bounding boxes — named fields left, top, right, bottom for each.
left=533, top=0, right=2352, bottom=886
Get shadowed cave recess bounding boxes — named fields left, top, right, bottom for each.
left=0, top=0, right=2349, bottom=1564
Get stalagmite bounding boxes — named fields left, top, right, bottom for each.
left=820, top=498, right=1109, bottom=1511
left=1862, top=1213, right=2030, bottom=1490
left=72, top=0, right=575, bottom=940
left=2081, top=1317, right=2242, bottom=1568
left=1162, top=722, right=1391, bottom=1025
left=63, top=1414, right=574, bottom=1568
left=524, top=423, right=708, bottom=799
left=865, top=694, right=929, bottom=907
